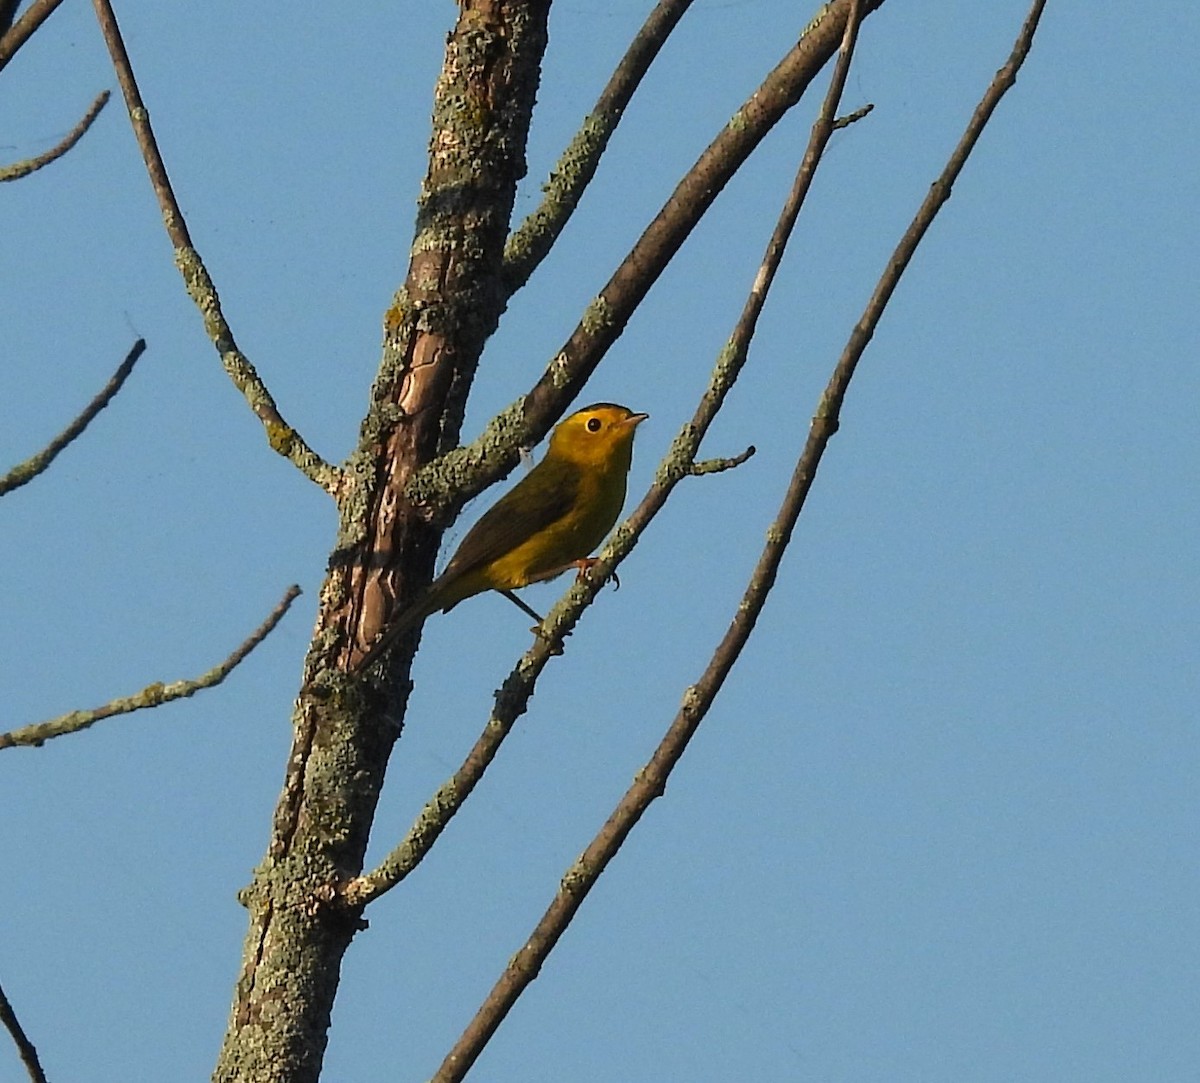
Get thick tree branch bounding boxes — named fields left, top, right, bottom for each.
left=341, top=2, right=559, bottom=669
left=406, top=0, right=887, bottom=515
left=0, top=338, right=146, bottom=497
left=90, top=0, right=340, bottom=495
left=214, top=6, right=555, bottom=1081
left=0, top=89, right=110, bottom=181
left=0, top=0, right=65, bottom=72
left=343, top=0, right=869, bottom=916
left=431, top=4, right=1046, bottom=1075
left=0, top=978, right=47, bottom=1083
left=502, top=0, right=695, bottom=294
left=0, top=586, right=301, bottom=750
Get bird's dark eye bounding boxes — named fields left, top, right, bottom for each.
left=586, top=417, right=602, bottom=433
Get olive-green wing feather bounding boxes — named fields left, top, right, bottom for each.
left=439, top=455, right=581, bottom=582
left=355, top=456, right=582, bottom=673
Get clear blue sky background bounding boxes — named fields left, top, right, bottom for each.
left=3, top=2, right=1197, bottom=1081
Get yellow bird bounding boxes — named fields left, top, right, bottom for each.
left=357, top=403, right=648, bottom=670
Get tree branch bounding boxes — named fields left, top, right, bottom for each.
left=0, top=89, right=110, bottom=181
left=406, top=0, right=887, bottom=514
left=0, top=978, right=47, bottom=1083
left=0, top=0, right=65, bottom=73
left=0, top=586, right=301, bottom=750
left=215, top=6, right=556, bottom=1078
left=833, top=102, right=873, bottom=130
left=690, top=445, right=756, bottom=475
left=501, top=0, right=695, bottom=295
left=342, top=0, right=870, bottom=915
left=0, top=338, right=146, bottom=497
left=430, top=4, right=1047, bottom=1075
left=90, top=0, right=340, bottom=495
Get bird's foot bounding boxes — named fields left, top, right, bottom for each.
left=573, top=557, right=619, bottom=590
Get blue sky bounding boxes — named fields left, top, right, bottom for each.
left=3, top=2, right=1198, bottom=1080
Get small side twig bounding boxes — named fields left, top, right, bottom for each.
left=690, top=445, right=756, bottom=476
left=0, top=338, right=146, bottom=497
left=0, top=0, right=65, bottom=73
left=0, top=977, right=48, bottom=1083
left=90, top=0, right=340, bottom=496
left=0, top=586, right=301, bottom=750
left=0, top=90, right=110, bottom=181
left=832, top=102, right=873, bottom=130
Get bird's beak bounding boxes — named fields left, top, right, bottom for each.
left=624, top=412, right=650, bottom=428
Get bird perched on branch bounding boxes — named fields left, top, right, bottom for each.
left=356, top=402, right=649, bottom=672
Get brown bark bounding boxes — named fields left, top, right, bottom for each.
left=212, top=4, right=551, bottom=1080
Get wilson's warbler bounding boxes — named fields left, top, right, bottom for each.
left=357, top=403, right=648, bottom=670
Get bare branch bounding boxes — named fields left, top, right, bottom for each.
left=0, top=338, right=146, bottom=497
left=0, top=978, right=47, bottom=1083
left=430, top=4, right=1047, bottom=1075
left=407, top=0, right=887, bottom=515
left=833, top=102, right=873, bottom=130
left=90, top=0, right=341, bottom=496
left=0, top=586, right=302, bottom=750
left=0, top=90, right=110, bottom=181
left=502, top=0, right=695, bottom=294
left=0, top=0, right=65, bottom=73
left=343, top=0, right=871, bottom=916
left=690, top=445, right=756, bottom=476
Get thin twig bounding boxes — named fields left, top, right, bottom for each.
left=833, top=102, right=873, bottom=130
left=502, top=0, right=695, bottom=294
left=0, top=0, right=65, bottom=72
left=90, top=0, right=340, bottom=496
left=406, top=0, right=888, bottom=512
left=0, top=90, right=110, bottom=181
left=0, top=977, right=48, bottom=1083
left=0, top=586, right=301, bottom=750
left=690, top=445, right=756, bottom=476
left=0, top=338, right=146, bottom=497
left=343, top=0, right=869, bottom=916
left=431, top=4, right=1047, bottom=1077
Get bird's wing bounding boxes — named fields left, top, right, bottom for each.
left=439, top=455, right=580, bottom=581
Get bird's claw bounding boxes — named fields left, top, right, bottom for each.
left=573, top=557, right=619, bottom=591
